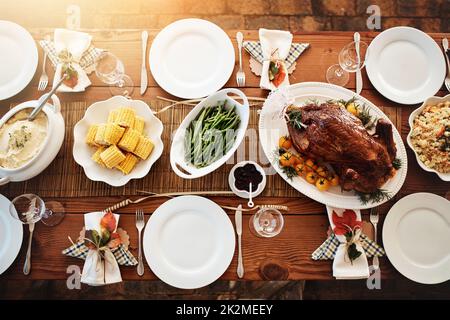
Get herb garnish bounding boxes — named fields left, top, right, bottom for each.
left=356, top=189, right=392, bottom=205
left=392, top=158, right=402, bottom=170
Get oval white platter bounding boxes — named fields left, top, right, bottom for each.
left=73, top=96, right=164, bottom=187
left=143, top=196, right=235, bottom=289
left=170, top=88, right=249, bottom=179
left=383, top=193, right=450, bottom=284
left=259, top=82, right=408, bottom=210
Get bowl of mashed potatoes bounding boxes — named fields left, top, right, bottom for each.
left=0, top=95, right=64, bottom=185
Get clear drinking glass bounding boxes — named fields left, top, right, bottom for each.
left=249, top=207, right=284, bottom=238
left=326, top=40, right=369, bottom=86
left=9, top=194, right=65, bottom=227
left=95, top=51, right=134, bottom=96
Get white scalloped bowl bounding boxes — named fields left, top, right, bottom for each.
left=73, top=96, right=164, bottom=187
left=407, top=94, right=450, bottom=181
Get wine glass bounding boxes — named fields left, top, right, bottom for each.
left=9, top=194, right=65, bottom=227
left=326, top=40, right=369, bottom=87
left=95, top=51, right=134, bottom=96
left=249, top=207, right=284, bottom=238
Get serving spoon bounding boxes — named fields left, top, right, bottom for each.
left=28, top=75, right=67, bottom=121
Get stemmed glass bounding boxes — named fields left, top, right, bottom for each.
left=95, top=51, right=134, bottom=96
left=249, top=207, right=284, bottom=238
left=9, top=194, right=65, bottom=275
left=326, top=40, right=369, bottom=87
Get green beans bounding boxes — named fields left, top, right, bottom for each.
left=185, top=100, right=240, bottom=168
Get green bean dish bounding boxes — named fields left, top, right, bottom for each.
left=184, top=100, right=240, bottom=168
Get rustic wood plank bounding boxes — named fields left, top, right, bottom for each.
left=0, top=212, right=398, bottom=281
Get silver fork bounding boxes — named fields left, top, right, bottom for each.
left=370, top=206, right=380, bottom=270
left=442, top=38, right=450, bottom=92
left=38, top=35, right=49, bottom=91
left=236, top=31, right=245, bottom=87
left=135, top=209, right=145, bottom=276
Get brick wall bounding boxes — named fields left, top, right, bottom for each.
left=1, top=0, right=448, bottom=32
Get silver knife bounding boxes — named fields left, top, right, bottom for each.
left=235, top=204, right=244, bottom=278
left=354, top=32, right=363, bottom=95
left=140, top=30, right=148, bottom=95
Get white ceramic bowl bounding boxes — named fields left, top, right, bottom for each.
left=406, top=94, right=450, bottom=181
left=228, top=161, right=266, bottom=199
left=170, top=88, right=249, bottom=179
left=0, top=95, right=64, bottom=185
left=73, top=96, right=164, bottom=187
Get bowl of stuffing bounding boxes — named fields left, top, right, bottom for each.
left=407, top=94, right=450, bottom=181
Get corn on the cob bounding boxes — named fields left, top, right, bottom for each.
left=115, top=107, right=135, bottom=128
left=133, top=116, right=145, bottom=134
left=94, top=124, right=108, bottom=146
left=107, top=109, right=119, bottom=123
left=100, top=145, right=126, bottom=169
left=116, top=153, right=139, bottom=174
left=133, top=135, right=154, bottom=160
left=104, top=123, right=125, bottom=145
left=92, top=147, right=106, bottom=167
left=118, top=128, right=140, bottom=152
left=85, top=124, right=99, bottom=147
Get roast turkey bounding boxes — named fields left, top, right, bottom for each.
left=286, top=102, right=397, bottom=193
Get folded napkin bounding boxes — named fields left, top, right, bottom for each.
left=62, top=212, right=137, bottom=286
left=39, top=29, right=103, bottom=92
left=244, top=29, right=309, bottom=91
left=321, top=206, right=374, bottom=280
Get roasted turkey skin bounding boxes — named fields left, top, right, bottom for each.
left=286, top=102, right=397, bottom=193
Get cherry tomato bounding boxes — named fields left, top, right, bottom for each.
left=316, top=177, right=331, bottom=191
left=295, top=163, right=306, bottom=176
left=316, top=166, right=328, bottom=178
left=278, top=136, right=292, bottom=149
left=305, top=172, right=318, bottom=184
left=279, top=152, right=294, bottom=167
left=346, top=102, right=358, bottom=116
left=305, top=158, right=316, bottom=169
left=329, top=174, right=340, bottom=187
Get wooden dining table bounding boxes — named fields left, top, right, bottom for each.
left=0, top=28, right=449, bottom=296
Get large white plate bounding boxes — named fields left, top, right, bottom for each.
left=0, top=194, right=23, bottom=275
left=383, top=193, right=450, bottom=284
left=73, top=96, right=164, bottom=187
left=366, top=27, right=445, bottom=105
left=0, top=21, right=38, bottom=100
left=259, top=82, right=408, bottom=210
left=143, top=196, right=235, bottom=289
left=149, top=18, right=235, bottom=99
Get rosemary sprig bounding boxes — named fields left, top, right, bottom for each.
left=392, top=158, right=402, bottom=170
left=356, top=189, right=392, bottom=205
left=286, top=110, right=305, bottom=130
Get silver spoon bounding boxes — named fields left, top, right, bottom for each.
left=248, top=182, right=254, bottom=208
left=23, top=222, right=35, bottom=275
left=28, top=74, right=67, bottom=121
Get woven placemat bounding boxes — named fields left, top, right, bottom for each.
left=1, top=100, right=303, bottom=198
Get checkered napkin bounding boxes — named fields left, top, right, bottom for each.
left=312, top=233, right=385, bottom=260
left=39, top=39, right=103, bottom=74
left=243, top=41, right=309, bottom=70
left=62, top=242, right=137, bottom=266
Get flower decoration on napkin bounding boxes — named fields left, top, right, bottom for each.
left=311, top=206, right=385, bottom=280
left=243, top=29, right=309, bottom=90
left=62, top=211, right=137, bottom=286
left=39, top=29, right=103, bottom=92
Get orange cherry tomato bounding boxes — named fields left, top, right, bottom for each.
left=295, top=163, right=306, bottom=176
left=329, top=174, right=340, bottom=187
left=316, top=177, right=331, bottom=191
left=305, top=171, right=318, bottom=184
left=279, top=152, right=294, bottom=167
left=278, top=136, right=293, bottom=150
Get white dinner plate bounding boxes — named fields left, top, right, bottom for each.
left=143, top=196, right=235, bottom=289
left=149, top=18, right=235, bottom=99
left=366, top=26, right=446, bottom=105
left=0, top=194, right=23, bottom=275
left=259, top=82, right=408, bottom=210
left=383, top=193, right=450, bottom=284
left=0, top=21, right=38, bottom=100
